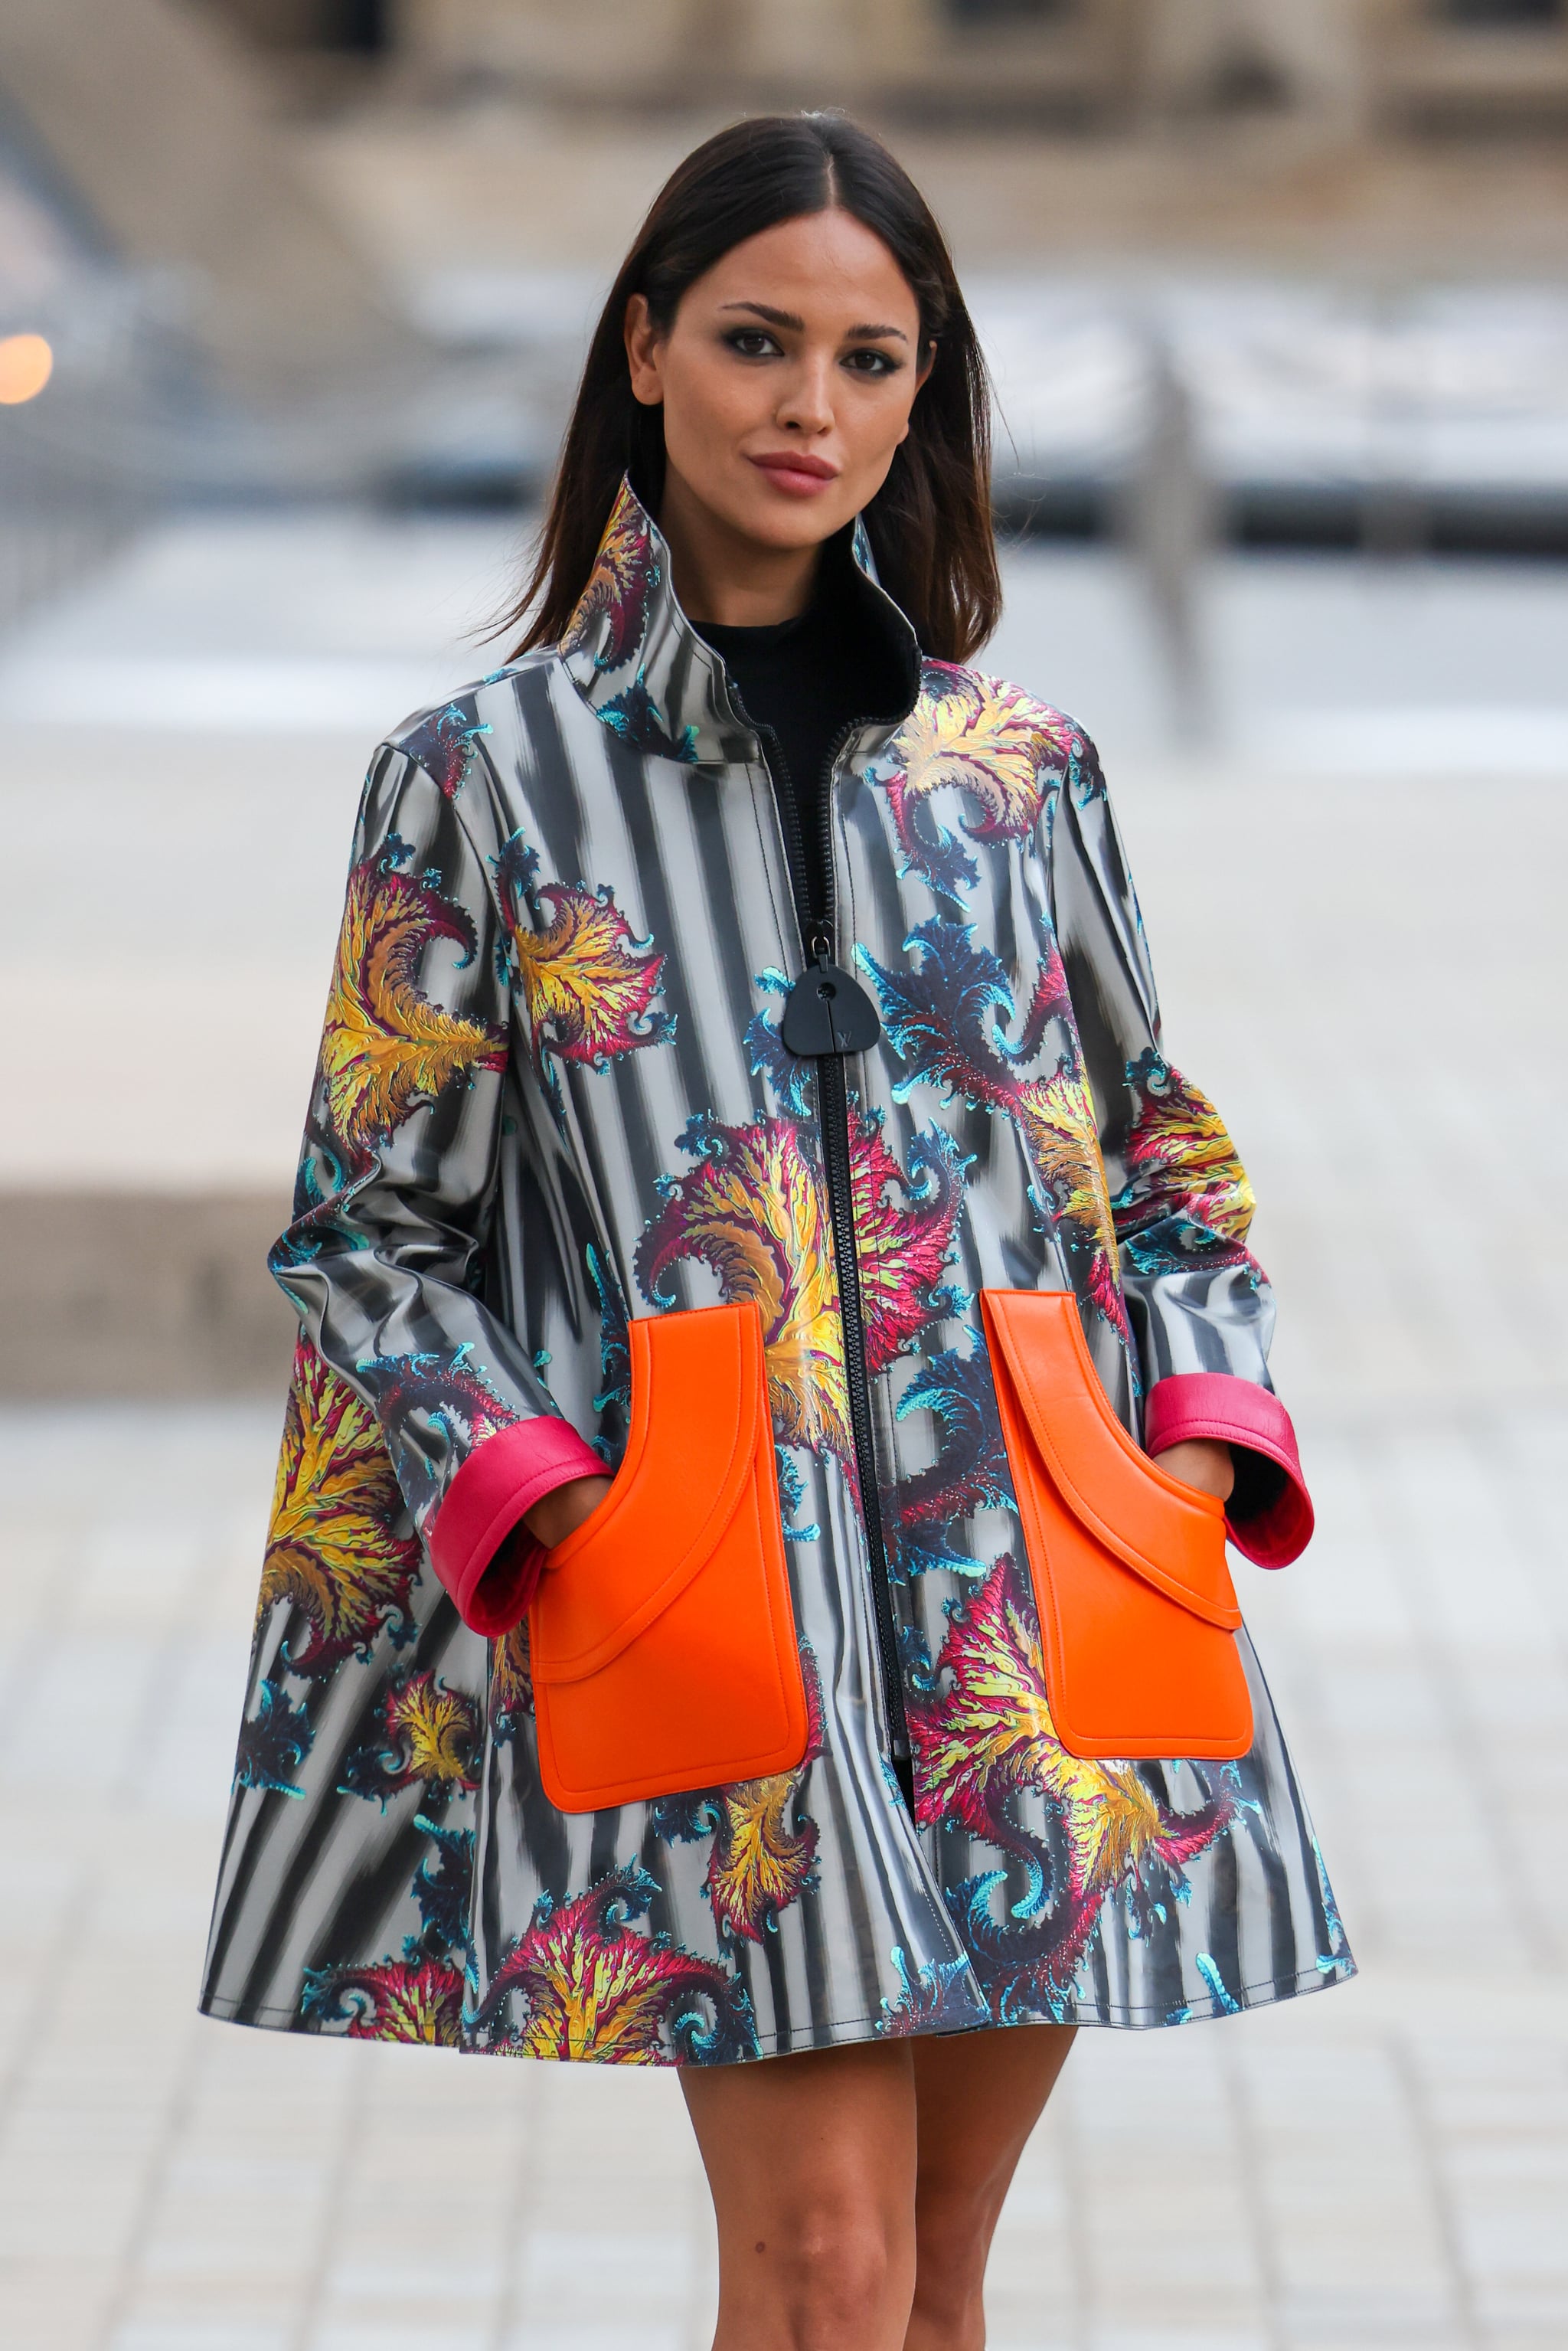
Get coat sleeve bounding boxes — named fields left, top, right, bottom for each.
left=269, top=740, right=603, bottom=1633
left=1050, top=734, right=1312, bottom=1567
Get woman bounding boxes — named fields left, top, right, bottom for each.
left=203, top=113, right=1352, bottom=2349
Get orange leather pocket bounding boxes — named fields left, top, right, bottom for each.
left=528, top=1300, right=809, bottom=1812
left=980, top=1289, right=1253, bottom=1761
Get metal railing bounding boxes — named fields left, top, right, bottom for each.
left=0, top=274, right=184, bottom=633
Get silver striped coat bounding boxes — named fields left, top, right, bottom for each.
left=201, top=479, right=1353, bottom=2063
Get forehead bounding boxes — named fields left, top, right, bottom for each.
left=684, top=210, right=919, bottom=329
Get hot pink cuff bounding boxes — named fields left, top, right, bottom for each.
left=1144, top=1372, right=1313, bottom=1568
left=426, top=1416, right=606, bottom=1634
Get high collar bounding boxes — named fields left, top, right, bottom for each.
left=559, top=475, right=922, bottom=769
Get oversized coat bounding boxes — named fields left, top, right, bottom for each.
left=201, top=479, right=1354, bottom=2064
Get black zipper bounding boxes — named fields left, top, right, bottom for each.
left=756, top=716, right=913, bottom=1772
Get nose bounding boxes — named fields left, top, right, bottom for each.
left=776, top=349, right=835, bottom=437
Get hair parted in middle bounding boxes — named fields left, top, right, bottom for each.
left=506, top=112, right=1001, bottom=665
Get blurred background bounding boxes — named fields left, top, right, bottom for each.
left=2, top=5, right=1566, bottom=2347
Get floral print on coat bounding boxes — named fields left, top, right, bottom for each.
left=201, top=480, right=1352, bottom=2065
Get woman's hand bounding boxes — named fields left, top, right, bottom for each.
left=1153, top=1437, right=1234, bottom=1503
left=524, top=1472, right=613, bottom=1548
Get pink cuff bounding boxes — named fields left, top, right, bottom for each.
left=426, top=1416, right=606, bottom=1634
left=1144, top=1372, right=1313, bottom=1568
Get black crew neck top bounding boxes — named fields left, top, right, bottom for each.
left=698, top=587, right=873, bottom=924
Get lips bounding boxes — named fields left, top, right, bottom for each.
left=748, top=451, right=840, bottom=494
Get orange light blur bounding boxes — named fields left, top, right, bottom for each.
left=0, top=333, right=54, bottom=405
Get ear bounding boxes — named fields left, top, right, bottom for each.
left=897, top=339, right=938, bottom=444
left=625, top=293, right=665, bottom=408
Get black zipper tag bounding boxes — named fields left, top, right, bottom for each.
left=782, top=945, right=883, bottom=1058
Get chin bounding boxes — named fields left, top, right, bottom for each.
left=727, top=489, right=859, bottom=551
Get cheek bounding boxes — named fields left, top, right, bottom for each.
left=838, top=382, right=921, bottom=489
left=659, top=350, right=763, bottom=473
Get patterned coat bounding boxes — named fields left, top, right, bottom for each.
left=201, top=479, right=1353, bottom=2063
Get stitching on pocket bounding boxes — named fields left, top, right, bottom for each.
left=535, top=1316, right=758, bottom=1682
left=986, top=1296, right=1236, bottom=1629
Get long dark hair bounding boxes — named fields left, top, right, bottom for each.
left=506, top=113, right=999, bottom=663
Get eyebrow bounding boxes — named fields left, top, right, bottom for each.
left=717, top=300, right=910, bottom=344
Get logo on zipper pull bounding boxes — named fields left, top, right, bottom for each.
left=781, top=937, right=883, bottom=1058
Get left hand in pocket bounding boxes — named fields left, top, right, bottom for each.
left=1152, top=1437, right=1234, bottom=1502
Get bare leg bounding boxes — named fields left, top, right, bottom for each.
left=906, top=2024, right=1076, bottom=2351
left=681, top=2038, right=919, bottom=2351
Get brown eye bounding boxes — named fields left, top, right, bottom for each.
left=724, top=329, right=780, bottom=359
left=844, top=348, right=898, bottom=377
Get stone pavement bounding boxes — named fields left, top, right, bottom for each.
left=1, top=527, right=1566, bottom=2346
left=8, top=1408, right=1568, bottom=2350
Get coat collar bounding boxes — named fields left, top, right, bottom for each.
left=559, top=474, right=921, bottom=768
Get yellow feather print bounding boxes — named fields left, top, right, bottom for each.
left=320, top=858, right=506, bottom=1153
left=514, top=882, right=671, bottom=1070
left=637, top=1117, right=850, bottom=1463
left=894, top=673, right=1050, bottom=839
left=257, top=1342, right=420, bottom=1669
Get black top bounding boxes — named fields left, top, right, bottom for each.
left=698, top=590, right=870, bottom=926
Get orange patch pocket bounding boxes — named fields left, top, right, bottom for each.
left=529, top=1301, right=810, bottom=1812
left=980, top=1290, right=1253, bottom=1761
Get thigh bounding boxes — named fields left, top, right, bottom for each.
left=912, top=2023, right=1076, bottom=2205
left=681, top=2041, right=920, bottom=2350
left=681, top=2038, right=918, bottom=2229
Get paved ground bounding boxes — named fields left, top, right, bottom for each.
left=1, top=526, right=1566, bottom=2346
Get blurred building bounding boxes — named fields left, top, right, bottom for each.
left=5, top=0, right=1568, bottom=634
left=0, top=0, right=415, bottom=398
left=200, top=0, right=1568, bottom=129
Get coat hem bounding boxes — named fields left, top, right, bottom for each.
left=198, top=1951, right=1354, bottom=2057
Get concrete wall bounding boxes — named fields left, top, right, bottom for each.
left=3, top=1193, right=296, bottom=1400
left=400, top=0, right=1144, bottom=115
left=394, top=0, right=1568, bottom=126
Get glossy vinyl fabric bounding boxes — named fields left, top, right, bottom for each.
left=200, top=479, right=1354, bottom=2062
left=530, top=1301, right=809, bottom=1813
left=982, top=1290, right=1252, bottom=1762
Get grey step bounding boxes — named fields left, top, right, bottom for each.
left=5, top=1189, right=295, bottom=1399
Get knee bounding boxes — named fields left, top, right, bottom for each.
left=769, top=2196, right=910, bottom=2347
left=911, top=2183, right=998, bottom=2337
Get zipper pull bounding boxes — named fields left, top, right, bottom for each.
left=782, top=933, right=883, bottom=1058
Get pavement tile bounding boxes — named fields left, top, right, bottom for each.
left=499, top=2331, right=687, bottom=2351
left=109, top=2333, right=291, bottom=2351
left=322, top=2255, right=508, bottom=2302
left=520, top=2228, right=696, bottom=2297
left=1083, top=2332, right=1271, bottom=2351
left=309, top=2332, right=493, bottom=2351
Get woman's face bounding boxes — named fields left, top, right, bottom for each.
left=625, top=208, right=931, bottom=555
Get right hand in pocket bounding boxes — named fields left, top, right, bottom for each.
left=524, top=1472, right=614, bottom=1549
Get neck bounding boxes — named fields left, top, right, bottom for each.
left=657, top=465, right=822, bottom=629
